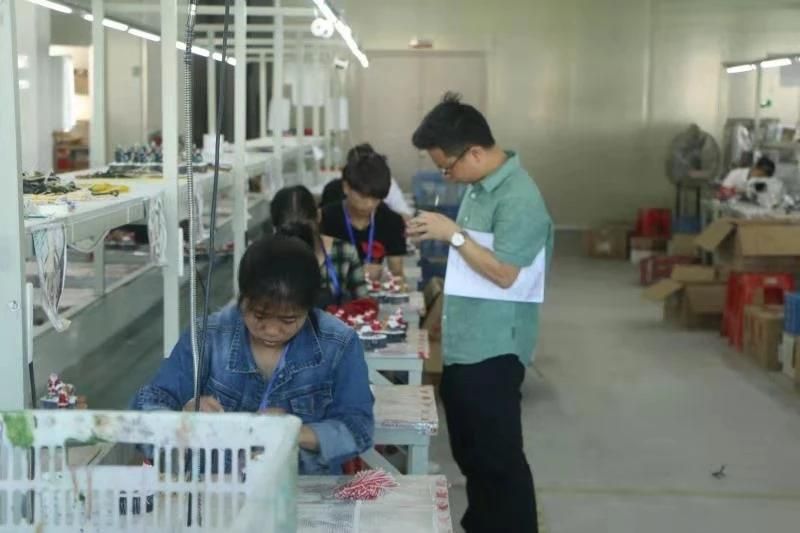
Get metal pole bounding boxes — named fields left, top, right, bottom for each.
left=233, top=0, right=247, bottom=291
left=161, top=0, right=180, bottom=354
left=272, top=0, right=285, bottom=190
left=295, top=33, right=306, bottom=183
left=90, top=0, right=106, bottom=167
left=0, top=0, right=29, bottom=409
left=754, top=66, right=764, bottom=152
left=259, top=53, right=267, bottom=139
left=207, top=35, right=216, bottom=135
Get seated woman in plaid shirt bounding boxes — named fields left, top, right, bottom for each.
left=271, top=185, right=368, bottom=308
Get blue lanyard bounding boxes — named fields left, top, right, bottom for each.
left=342, top=202, right=376, bottom=264
left=258, top=343, right=289, bottom=410
left=321, top=241, right=342, bottom=299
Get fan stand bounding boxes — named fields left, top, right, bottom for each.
left=674, top=174, right=712, bottom=227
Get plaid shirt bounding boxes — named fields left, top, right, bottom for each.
left=322, top=238, right=368, bottom=303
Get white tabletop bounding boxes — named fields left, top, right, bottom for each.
left=297, top=475, right=453, bottom=533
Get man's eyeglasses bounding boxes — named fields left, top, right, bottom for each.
left=440, top=147, right=471, bottom=176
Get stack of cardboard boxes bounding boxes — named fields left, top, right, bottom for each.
left=585, top=224, right=630, bottom=260
left=644, top=265, right=726, bottom=330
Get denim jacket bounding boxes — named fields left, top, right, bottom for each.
left=131, top=305, right=374, bottom=475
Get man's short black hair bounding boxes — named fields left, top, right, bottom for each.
left=755, top=156, right=776, bottom=177
left=342, top=143, right=391, bottom=200
left=237, top=235, right=320, bottom=311
left=412, top=92, right=495, bottom=157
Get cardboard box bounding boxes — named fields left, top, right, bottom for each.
left=585, top=224, right=630, bottom=260
left=422, top=277, right=444, bottom=345
left=644, top=266, right=725, bottom=329
left=695, top=219, right=800, bottom=272
left=630, top=249, right=661, bottom=266
left=424, top=339, right=442, bottom=375
left=743, top=305, right=784, bottom=370
left=669, top=234, right=700, bottom=257
left=670, top=265, right=717, bottom=284
left=631, top=236, right=668, bottom=252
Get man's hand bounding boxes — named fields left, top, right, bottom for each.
left=183, top=396, right=224, bottom=413
left=407, top=211, right=460, bottom=243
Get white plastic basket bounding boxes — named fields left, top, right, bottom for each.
left=0, top=410, right=301, bottom=532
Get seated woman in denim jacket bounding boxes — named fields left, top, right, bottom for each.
left=131, top=235, right=374, bottom=475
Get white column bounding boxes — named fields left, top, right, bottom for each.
left=259, top=53, right=267, bottom=139
left=207, top=34, right=216, bottom=135
left=0, top=0, right=29, bottom=409
left=233, top=0, right=247, bottom=290
left=754, top=67, right=764, bottom=152
left=311, top=44, right=321, bottom=177
left=271, top=1, right=285, bottom=190
left=324, top=52, right=333, bottom=171
left=161, top=0, right=180, bottom=354
left=90, top=0, right=106, bottom=167
left=295, top=33, right=306, bottom=183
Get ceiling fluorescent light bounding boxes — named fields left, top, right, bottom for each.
left=226, top=57, right=237, bottom=66
left=309, top=0, right=369, bottom=68
left=82, top=13, right=93, bottom=22
left=726, top=64, right=756, bottom=74
left=760, top=58, right=792, bottom=69
left=27, top=0, right=72, bottom=14
left=191, top=46, right=210, bottom=57
left=128, top=28, right=161, bottom=42
left=102, top=19, right=129, bottom=32
left=212, top=52, right=223, bottom=61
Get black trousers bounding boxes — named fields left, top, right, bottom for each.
left=440, top=354, right=537, bottom=533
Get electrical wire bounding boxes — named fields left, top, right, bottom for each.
left=196, top=0, right=232, bottom=394
left=189, top=0, right=234, bottom=411
left=182, top=0, right=202, bottom=411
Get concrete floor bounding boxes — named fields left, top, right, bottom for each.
left=433, top=233, right=800, bottom=532
left=67, top=232, right=800, bottom=532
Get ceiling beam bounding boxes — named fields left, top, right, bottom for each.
left=196, top=6, right=314, bottom=17
left=194, top=23, right=312, bottom=33
left=102, top=5, right=314, bottom=17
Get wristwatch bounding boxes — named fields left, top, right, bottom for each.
left=450, top=231, right=466, bottom=248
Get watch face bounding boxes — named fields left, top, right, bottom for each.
left=452, top=233, right=465, bottom=247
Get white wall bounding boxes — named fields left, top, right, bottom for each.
left=50, top=45, right=91, bottom=122
left=15, top=0, right=52, bottom=172
left=341, top=0, right=800, bottom=227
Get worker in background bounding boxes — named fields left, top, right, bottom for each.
left=270, top=185, right=368, bottom=308
left=408, top=93, right=552, bottom=533
left=720, top=155, right=776, bottom=195
left=131, top=235, right=374, bottom=475
left=320, top=144, right=415, bottom=220
left=320, top=144, right=407, bottom=281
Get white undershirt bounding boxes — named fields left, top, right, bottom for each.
left=721, top=167, right=750, bottom=193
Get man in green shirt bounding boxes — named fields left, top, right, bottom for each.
left=408, top=93, right=552, bottom=533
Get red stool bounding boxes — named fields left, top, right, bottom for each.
left=723, top=273, right=795, bottom=350
left=636, top=208, right=672, bottom=238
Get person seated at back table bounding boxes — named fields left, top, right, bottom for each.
left=321, top=143, right=414, bottom=221
left=131, top=235, right=374, bottom=475
left=271, top=185, right=368, bottom=308
left=320, top=144, right=407, bottom=281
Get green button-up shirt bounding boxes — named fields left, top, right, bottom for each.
left=443, top=152, right=553, bottom=367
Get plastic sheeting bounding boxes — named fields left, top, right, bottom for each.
left=372, top=385, right=438, bottom=436
left=297, top=476, right=453, bottom=533
left=32, top=223, right=70, bottom=332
